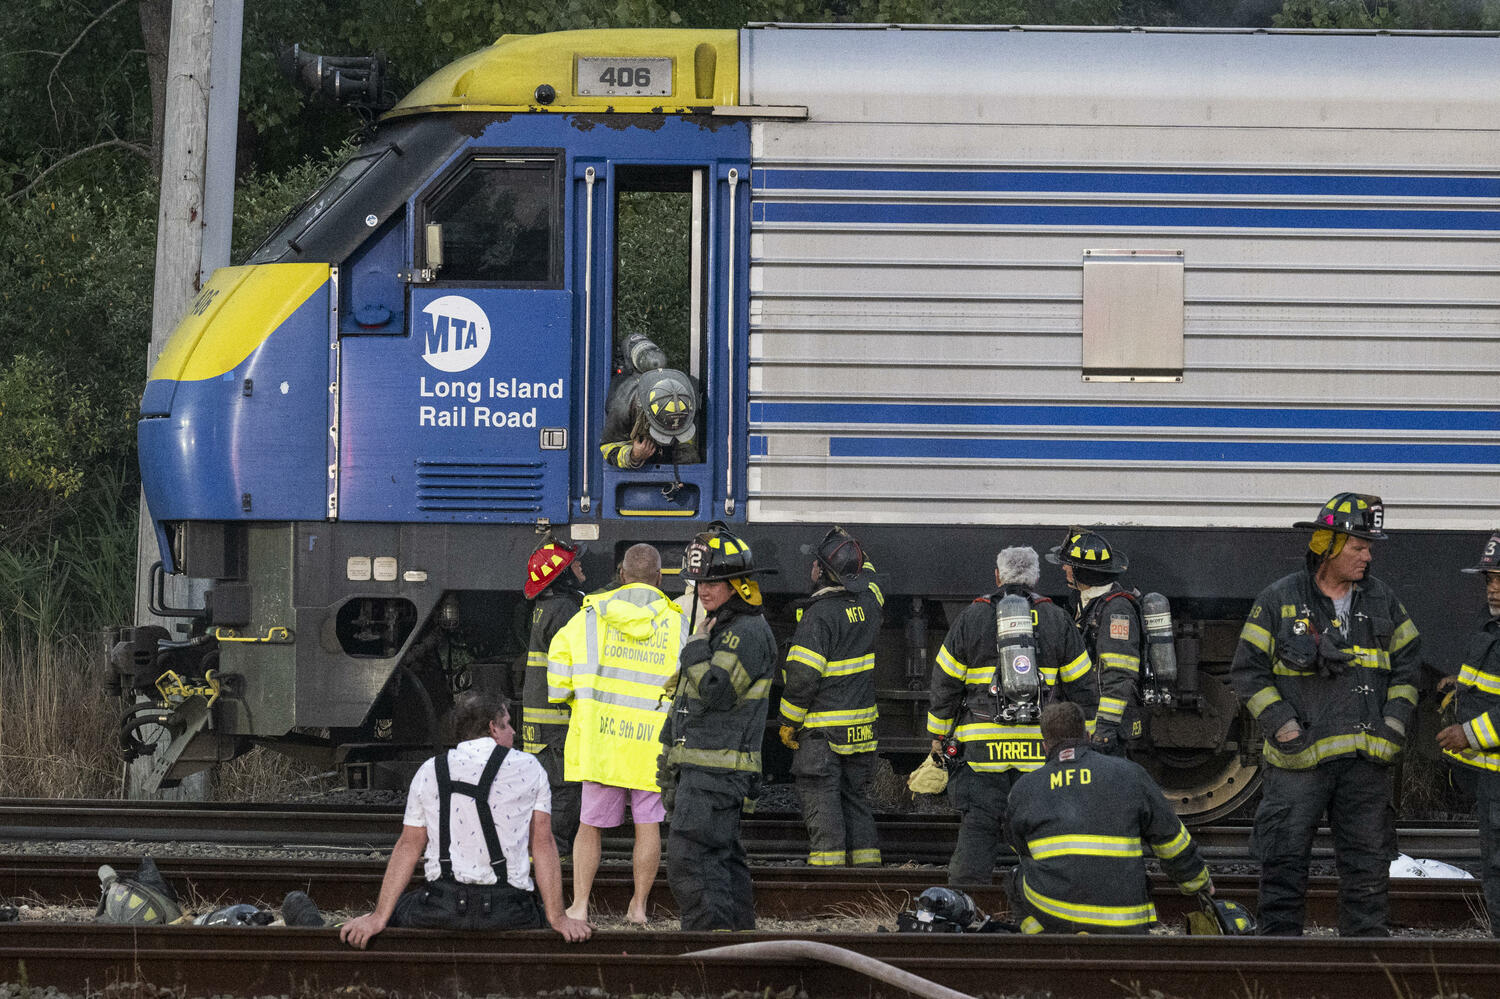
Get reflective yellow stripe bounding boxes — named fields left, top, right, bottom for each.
left=1474, top=714, right=1500, bottom=749
left=851, top=848, right=881, bottom=865
left=1098, top=652, right=1139, bottom=673
left=523, top=706, right=572, bottom=725
left=867, top=581, right=885, bottom=607
left=1028, top=834, right=1142, bottom=860
left=526, top=650, right=547, bottom=668
left=666, top=746, right=761, bottom=772
left=809, top=851, right=845, bottom=866
left=955, top=722, right=1043, bottom=741
left=1386, top=683, right=1417, bottom=706
left=1020, top=916, right=1045, bottom=934
left=805, top=706, right=878, bottom=727
left=1246, top=687, right=1281, bottom=717
left=1021, top=879, right=1156, bottom=928
left=1151, top=824, right=1193, bottom=860
left=1280, top=604, right=1298, bottom=618
left=1273, top=662, right=1316, bottom=677
left=832, top=740, right=879, bottom=754
left=787, top=645, right=827, bottom=673
left=927, top=712, right=955, bottom=738
left=824, top=653, right=874, bottom=677
left=936, top=645, right=965, bottom=680
left=1097, top=697, right=1125, bottom=722
left=1179, top=865, right=1212, bottom=893
left=1390, top=618, right=1418, bottom=653
left=1445, top=744, right=1500, bottom=773
left=1060, top=651, right=1091, bottom=683
left=779, top=701, right=809, bottom=724
left=1460, top=663, right=1500, bottom=696
left=1350, top=645, right=1391, bottom=671
left=1240, top=622, right=1273, bottom=654
left=1263, top=730, right=1403, bottom=769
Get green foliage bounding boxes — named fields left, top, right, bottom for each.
left=1273, top=0, right=1497, bottom=27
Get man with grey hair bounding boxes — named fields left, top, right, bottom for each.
left=548, top=542, right=684, bottom=923
left=927, top=546, right=1098, bottom=886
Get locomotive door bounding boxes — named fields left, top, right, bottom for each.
left=573, top=131, right=751, bottom=522
left=337, top=151, right=573, bottom=523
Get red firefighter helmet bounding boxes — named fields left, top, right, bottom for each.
left=525, top=540, right=581, bottom=599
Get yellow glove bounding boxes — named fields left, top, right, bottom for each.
left=779, top=725, right=800, bottom=751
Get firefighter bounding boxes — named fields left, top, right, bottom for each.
left=1231, top=493, right=1421, bottom=936
left=660, top=522, right=778, bottom=930
left=1046, top=528, right=1143, bottom=755
left=521, top=536, right=587, bottom=855
left=779, top=526, right=884, bottom=866
left=1007, top=701, right=1212, bottom=934
left=927, top=546, right=1097, bottom=887
left=547, top=543, right=685, bottom=924
left=1436, top=530, right=1500, bottom=935
left=600, top=334, right=699, bottom=469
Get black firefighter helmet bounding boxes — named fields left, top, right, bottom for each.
left=1045, top=527, right=1128, bottom=575
left=1461, top=530, right=1500, bottom=575
left=1293, top=492, right=1387, bottom=541
left=801, top=525, right=867, bottom=583
left=683, top=521, right=776, bottom=606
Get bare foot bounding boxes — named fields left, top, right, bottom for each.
left=565, top=903, right=588, bottom=922
left=626, top=904, right=649, bottom=925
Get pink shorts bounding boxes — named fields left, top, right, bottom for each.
left=579, top=782, right=664, bottom=828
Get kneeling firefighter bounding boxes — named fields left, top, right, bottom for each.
left=927, top=546, right=1099, bottom=887
left=659, top=522, right=778, bottom=930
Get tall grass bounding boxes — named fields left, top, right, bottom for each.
left=0, top=466, right=135, bottom=798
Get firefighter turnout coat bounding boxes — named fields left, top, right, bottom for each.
left=1442, top=615, right=1500, bottom=773
left=1231, top=566, right=1421, bottom=769
left=928, top=587, right=1097, bottom=773
left=779, top=571, right=885, bottom=754
left=1007, top=741, right=1211, bottom=933
left=1077, top=583, right=1145, bottom=743
left=523, top=587, right=583, bottom=753
left=662, top=603, right=778, bottom=777
left=546, top=582, right=686, bottom=790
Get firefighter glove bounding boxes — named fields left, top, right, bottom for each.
left=779, top=725, right=800, bottom=750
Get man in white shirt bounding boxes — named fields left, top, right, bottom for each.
left=340, top=692, right=591, bottom=947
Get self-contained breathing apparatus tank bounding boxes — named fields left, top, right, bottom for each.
left=1141, top=591, right=1178, bottom=706
left=992, top=593, right=1041, bottom=723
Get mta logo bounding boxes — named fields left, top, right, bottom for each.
left=421, top=295, right=491, bottom=373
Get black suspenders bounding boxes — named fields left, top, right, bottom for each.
left=434, top=745, right=510, bottom=883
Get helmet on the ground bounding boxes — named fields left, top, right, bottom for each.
left=1462, top=531, right=1500, bottom=575
left=624, top=332, right=668, bottom=374
left=801, top=526, right=866, bottom=582
left=195, top=903, right=273, bottom=927
left=1045, top=527, right=1128, bottom=574
left=914, top=887, right=980, bottom=930
left=1293, top=492, right=1386, bottom=541
left=96, top=863, right=181, bottom=925
left=683, top=521, right=775, bottom=606
left=1185, top=891, right=1256, bottom=935
left=638, top=369, right=696, bottom=445
left=525, top=537, right=583, bottom=598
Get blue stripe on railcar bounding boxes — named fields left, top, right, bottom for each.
left=756, top=169, right=1500, bottom=200
left=753, top=201, right=1500, bottom=231
left=749, top=403, right=1500, bottom=433
left=823, top=437, right=1500, bottom=464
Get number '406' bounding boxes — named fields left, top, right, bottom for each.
left=599, top=66, right=650, bottom=87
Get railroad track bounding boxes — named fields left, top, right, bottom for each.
left=0, top=799, right=1482, bottom=861
left=2, top=924, right=1498, bottom=999
left=0, top=854, right=1483, bottom=930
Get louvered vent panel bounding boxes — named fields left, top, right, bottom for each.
left=415, top=461, right=545, bottom=513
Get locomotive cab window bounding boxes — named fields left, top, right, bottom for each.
left=603, top=166, right=709, bottom=465
left=420, top=154, right=562, bottom=286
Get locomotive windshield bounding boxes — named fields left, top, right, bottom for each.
left=248, top=149, right=388, bottom=263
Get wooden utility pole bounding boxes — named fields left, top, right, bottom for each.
left=130, top=0, right=242, bottom=799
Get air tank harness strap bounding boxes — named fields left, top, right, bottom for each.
left=434, top=745, right=509, bottom=884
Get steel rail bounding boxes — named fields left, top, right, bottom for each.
left=0, top=855, right=1482, bottom=930
left=3, top=925, right=1499, bottom=999
left=0, top=800, right=1481, bottom=862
